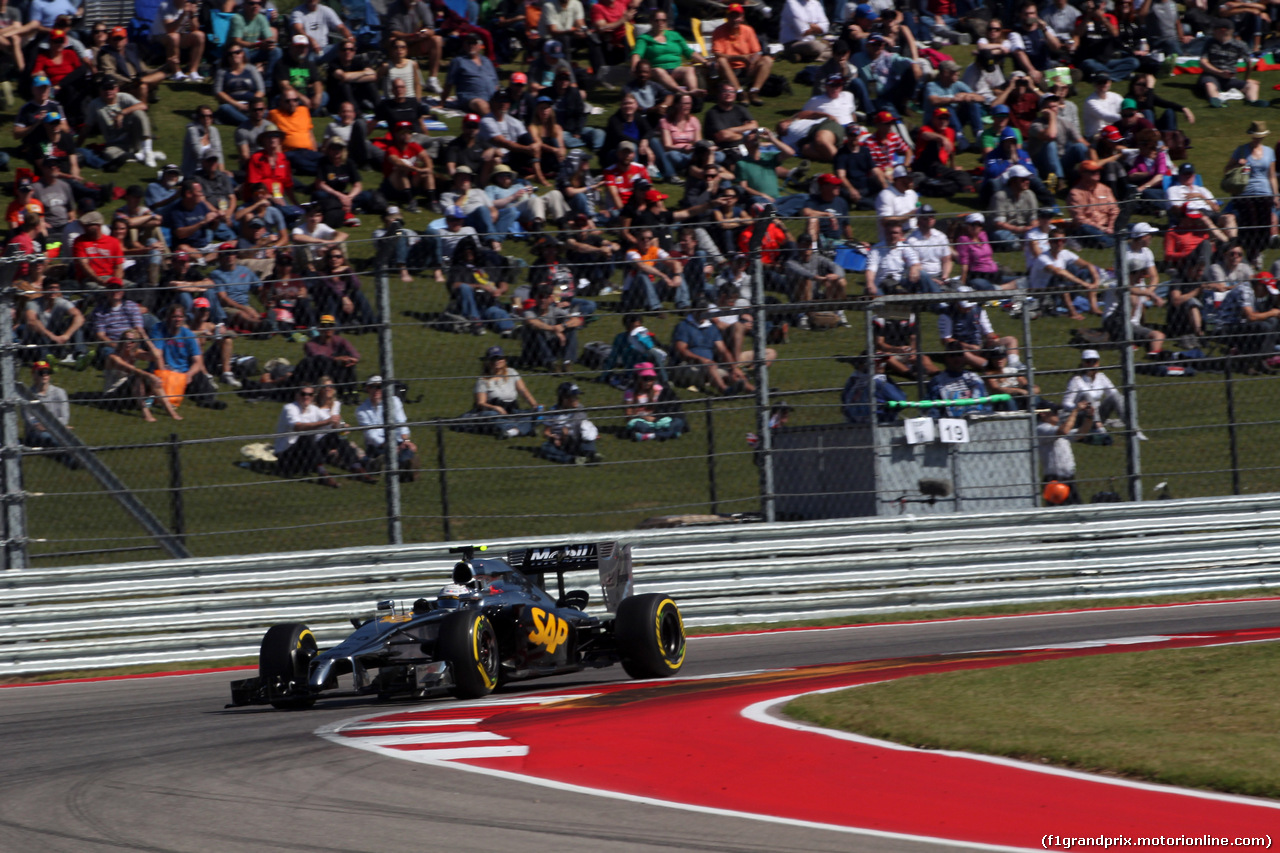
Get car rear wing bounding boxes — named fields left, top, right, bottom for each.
left=507, top=541, right=633, bottom=612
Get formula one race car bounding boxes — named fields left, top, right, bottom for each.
left=228, top=542, right=685, bottom=709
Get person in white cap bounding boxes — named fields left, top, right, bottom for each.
left=1101, top=221, right=1166, bottom=356
left=1061, top=349, right=1133, bottom=437
left=990, top=164, right=1039, bottom=250
left=874, top=164, right=918, bottom=241
left=356, top=376, right=418, bottom=480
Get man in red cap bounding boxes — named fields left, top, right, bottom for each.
left=711, top=4, right=773, bottom=106
left=99, top=26, right=171, bottom=103
left=31, top=28, right=82, bottom=91
left=72, top=211, right=124, bottom=287
left=380, top=120, right=435, bottom=212
left=800, top=172, right=853, bottom=244
left=861, top=110, right=911, bottom=176
left=442, top=113, right=490, bottom=183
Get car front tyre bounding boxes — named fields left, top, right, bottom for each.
left=259, top=623, right=318, bottom=710
left=437, top=610, right=500, bottom=699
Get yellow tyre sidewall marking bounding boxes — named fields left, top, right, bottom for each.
left=472, top=616, right=495, bottom=689
left=655, top=599, right=686, bottom=670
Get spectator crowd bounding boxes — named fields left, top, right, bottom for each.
left=6, top=0, right=1280, bottom=483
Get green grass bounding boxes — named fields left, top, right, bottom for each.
left=10, top=51, right=1280, bottom=563
left=786, top=639, right=1280, bottom=799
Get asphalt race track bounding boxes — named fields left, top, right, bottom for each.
left=4, top=598, right=1280, bottom=853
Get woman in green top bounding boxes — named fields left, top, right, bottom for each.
left=629, top=11, right=706, bottom=96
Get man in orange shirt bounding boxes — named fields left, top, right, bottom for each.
left=72, top=212, right=125, bottom=287
left=1066, top=159, right=1118, bottom=249
left=268, top=94, right=323, bottom=176
left=710, top=4, right=773, bottom=106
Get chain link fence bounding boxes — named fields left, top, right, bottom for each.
left=5, top=192, right=1280, bottom=566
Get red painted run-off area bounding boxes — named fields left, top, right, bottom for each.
left=337, top=629, right=1280, bottom=849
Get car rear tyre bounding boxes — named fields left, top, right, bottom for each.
left=259, top=622, right=317, bottom=710
left=437, top=610, right=500, bottom=699
left=615, top=594, right=686, bottom=679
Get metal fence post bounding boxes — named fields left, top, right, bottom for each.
left=436, top=422, right=452, bottom=542
left=749, top=213, right=775, bottom=523
left=0, top=268, right=26, bottom=569
left=704, top=397, right=717, bottom=514
left=1223, top=356, right=1242, bottom=495
left=375, top=265, right=403, bottom=545
left=168, top=433, right=185, bottom=545
left=1114, top=219, right=1143, bottom=502
left=1021, top=296, right=1040, bottom=505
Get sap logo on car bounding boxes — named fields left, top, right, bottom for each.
left=529, top=544, right=597, bottom=563
left=527, top=607, right=569, bottom=654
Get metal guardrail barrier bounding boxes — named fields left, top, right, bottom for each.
left=4, top=493, right=1280, bottom=675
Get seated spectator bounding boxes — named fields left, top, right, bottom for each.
left=1100, top=223, right=1166, bottom=354
left=927, top=341, right=991, bottom=417
left=1081, top=74, right=1122, bottom=139
left=385, top=0, right=444, bottom=93
left=602, top=92, right=671, bottom=181
left=842, top=353, right=907, bottom=424
left=990, top=166, right=1039, bottom=249
left=294, top=315, right=360, bottom=389
left=102, top=329, right=182, bottom=422
left=907, top=204, right=952, bottom=283
left=789, top=74, right=857, bottom=163
left=72, top=211, right=124, bottom=291
left=711, top=4, right=774, bottom=105
left=486, top=164, right=547, bottom=235
left=195, top=148, right=239, bottom=228
left=1199, top=18, right=1265, bottom=109
left=628, top=9, right=702, bottom=97
left=939, top=286, right=1021, bottom=371
left=981, top=345, right=1037, bottom=410
left=981, top=129, right=1051, bottom=206
left=1029, top=227, right=1102, bottom=319
left=291, top=203, right=348, bottom=267
left=80, top=77, right=159, bottom=171
left=152, top=0, right=206, bottom=82
left=833, top=125, right=878, bottom=208
left=310, top=139, right=370, bottom=227
left=14, top=78, right=76, bottom=171
left=527, top=96, right=569, bottom=186
left=520, top=284, right=580, bottom=369
left=601, top=141, right=649, bottom=214
left=443, top=33, right=500, bottom=115
left=780, top=0, right=830, bottom=61
left=863, top=113, right=912, bottom=190
left=623, top=228, right=681, bottom=311
left=1228, top=121, right=1279, bottom=268
left=471, top=345, right=540, bottom=437
left=117, top=184, right=168, bottom=262
left=152, top=303, right=224, bottom=408
left=312, top=377, right=374, bottom=475
left=99, top=27, right=170, bottom=107
left=854, top=33, right=918, bottom=114
left=1122, top=128, right=1172, bottom=213
left=246, top=130, right=304, bottom=220
left=589, top=0, right=639, bottom=71
left=786, top=233, right=848, bottom=327
left=273, top=385, right=340, bottom=486
left=313, top=245, right=374, bottom=330
left=259, top=252, right=315, bottom=336
left=273, top=35, right=325, bottom=112
left=214, top=44, right=267, bottom=127
left=912, top=107, right=975, bottom=196
left=1027, top=92, right=1089, bottom=186
left=670, top=301, right=750, bottom=394
left=269, top=93, right=322, bottom=176
left=22, top=281, right=86, bottom=365
left=703, top=81, right=759, bottom=148
left=182, top=106, right=225, bottom=178
left=1071, top=0, right=1137, bottom=81
left=235, top=99, right=279, bottom=166
left=92, top=277, right=156, bottom=361
left=209, top=244, right=265, bottom=337
left=1066, top=160, right=1118, bottom=248
left=540, top=381, right=602, bottom=464
left=923, top=60, right=983, bottom=152
left=22, top=360, right=77, bottom=463
left=33, top=29, right=84, bottom=94
left=1167, top=164, right=1236, bottom=242
left=164, top=180, right=231, bottom=255
left=1011, top=4, right=1066, bottom=85
left=1219, top=272, right=1280, bottom=366
left=323, top=102, right=377, bottom=172
left=623, top=363, right=686, bottom=441
left=955, top=213, right=1018, bottom=292
left=228, top=0, right=281, bottom=80
left=736, top=128, right=797, bottom=207
left=356, top=375, right=418, bottom=478
left=325, top=39, right=379, bottom=114
left=289, top=0, right=351, bottom=63
left=866, top=221, right=930, bottom=297
left=376, top=121, right=434, bottom=213
left=1061, top=349, right=1129, bottom=431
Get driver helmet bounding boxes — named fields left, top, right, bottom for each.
left=437, top=583, right=479, bottom=609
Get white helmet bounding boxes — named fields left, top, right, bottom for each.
left=437, top=583, right=478, bottom=609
